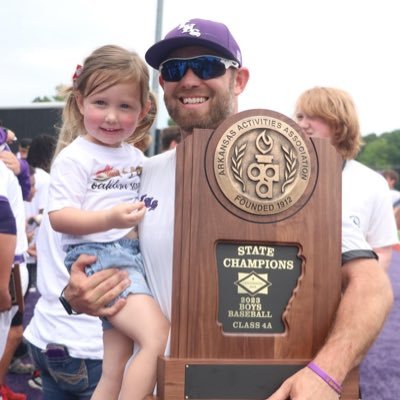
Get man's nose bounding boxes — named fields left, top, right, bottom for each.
left=180, top=68, right=201, bottom=86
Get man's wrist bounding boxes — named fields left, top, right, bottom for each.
left=307, top=361, right=342, bottom=395
left=59, top=285, right=80, bottom=315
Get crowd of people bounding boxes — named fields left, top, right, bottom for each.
left=1, top=17, right=398, bottom=400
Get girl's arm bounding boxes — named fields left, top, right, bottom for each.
left=49, top=201, right=146, bottom=235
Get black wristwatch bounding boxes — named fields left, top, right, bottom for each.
left=59, top=285, right=79, bottom=315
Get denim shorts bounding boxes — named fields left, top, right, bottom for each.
left=65, top=238, right=151, bottom=299
left=65, top=239, right=152, bottom=330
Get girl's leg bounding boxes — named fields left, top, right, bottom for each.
left=90, top=328, right=133, bottom=400
left=108, top=294, right=170, bottom=400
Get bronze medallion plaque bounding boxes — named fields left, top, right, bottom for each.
left=209, top=110, right=315, bottom=220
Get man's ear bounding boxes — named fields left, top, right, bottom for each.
left=234, top=67, right=250, bottom=96
left=159, top=75, right=165, bottom=89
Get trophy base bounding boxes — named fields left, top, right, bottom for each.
left=155, top=358, right=359, bottom=400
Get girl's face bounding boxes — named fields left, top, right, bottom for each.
left=77, top=82, right=149, bottom=147
left=295, top=110, right=333, bottom=139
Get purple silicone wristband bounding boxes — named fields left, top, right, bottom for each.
left=307, top=361, right=342, bottom=395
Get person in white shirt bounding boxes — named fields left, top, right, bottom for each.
left=63, top=19, right=393, bottom=400
left=0, top=160, right=29, bottom=400
left=0, top=162, right=20, bottom=357
left=23, top=212, right=104, bottom=399
left=295, top=86, right=398, bottom=271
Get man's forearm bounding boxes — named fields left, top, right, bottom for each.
left=313, top=258, right=393, bottom=383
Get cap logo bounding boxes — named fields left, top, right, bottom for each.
left=177, top=21, right=201, bottom=37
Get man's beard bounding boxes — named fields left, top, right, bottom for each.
left=164, top=80, right=235, bottom=134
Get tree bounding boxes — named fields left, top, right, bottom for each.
left=32, top=95, right=52, bottom=103
left=32, top=84, right=67, bottom=103
left=357, top=130, right=400, bottom=170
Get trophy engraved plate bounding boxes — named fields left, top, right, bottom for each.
left=216, top=242, right=302, bottom=334
left=212, top=113, right=312, bottom=217
left=184, top=364, right=304, bottom=399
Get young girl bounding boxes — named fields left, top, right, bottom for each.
left=48, top=45, right=169, bottom=400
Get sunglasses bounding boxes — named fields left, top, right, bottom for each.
left=159, top=55, right=239, bottom=82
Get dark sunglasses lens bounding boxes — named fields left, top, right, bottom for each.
left=161, top=61, right=188, bottom=82
left=161, top=57, right=227, bottom=82
left=192, top=57, right=226, bottom=80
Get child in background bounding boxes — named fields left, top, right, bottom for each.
left=295, top=86, right=398, bottom=271
left=48, top=45, right=169, bottom=400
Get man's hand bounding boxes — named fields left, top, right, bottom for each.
left=0, top=151, right=20, bottom=175
left=266, top=367, right=340, bottom=400
left=64, top=254, right=130, bottom=317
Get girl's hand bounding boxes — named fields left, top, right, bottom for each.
left=107, top=201, right=146, bottom=229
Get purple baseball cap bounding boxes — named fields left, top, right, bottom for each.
left=145, top=18, right=242, bottom=69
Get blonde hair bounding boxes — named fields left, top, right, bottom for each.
left=295, top=86, right=361, bottom=159
left=54, top=45, right=156, bottom=158
left=134, top=133, right=153, bottom=153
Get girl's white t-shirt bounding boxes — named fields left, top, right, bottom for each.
left=48, top=136, right=144, bottom=249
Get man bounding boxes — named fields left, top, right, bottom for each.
left=62, top=19, right=393, bottom=399
left=159, top=126, right=181, bottom=152
left=382, top=169, right=400, bottom=206
left=0, top=157, right=28, bottom=400
left=382, top=169, right=400, bottom=231
left=0, top=163, right=17, bottom=355
left=17, top=138, right=31, bottom=160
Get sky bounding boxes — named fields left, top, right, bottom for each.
left=1, top=0, right=399, bottom=135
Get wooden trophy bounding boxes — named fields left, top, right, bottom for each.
left=156, top=109, right=358, bottom=399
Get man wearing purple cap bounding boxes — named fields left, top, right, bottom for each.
left=64, top=18, right=392, bottom=400
left=146, top=18, right=246, bottom=135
